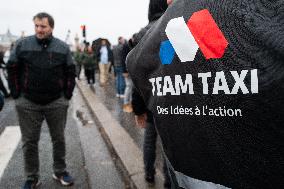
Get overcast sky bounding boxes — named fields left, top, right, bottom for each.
left=0, top=0, right=150, bottom=45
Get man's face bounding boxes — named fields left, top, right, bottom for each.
left=34, top=17, right=53, bottom=39
left=119, top=38, right=125, bottom=44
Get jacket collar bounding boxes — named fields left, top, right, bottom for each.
left=35, top=35, right=53, bottom=49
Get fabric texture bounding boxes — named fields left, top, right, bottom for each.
left=15, top=96, right=69, bottom=177
left=7, top=35, right=76, bottom=104
left=127, top=0, right=284, bottom=188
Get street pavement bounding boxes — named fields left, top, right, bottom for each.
left=89, top=73, right=164, bottom=174
left=0, top=98, right=18, bottom=134
left=0, top=72, right=166, bottom=189
left=0, top=88, right=125, bottom=189
left=76, top=72, right=166, bottom=189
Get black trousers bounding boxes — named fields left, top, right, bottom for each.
left=85, top=69, right=95, bottom=84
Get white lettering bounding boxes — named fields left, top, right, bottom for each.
left=175, top=74, right=194, bottom=95
left=149, top=78, right=156, bottom=95
left=251, top=69, right=258, bottom=94
left=163, top=76, right=176, bottom=96
left=213, top=71, right=230, bottom=94
left=156, top=77, right=163, bottom=96
left=230, top=70, right=249, bottom=94
left=149, top=69, right=259, bottom=96
left=198, top=72, right=211, bottom=94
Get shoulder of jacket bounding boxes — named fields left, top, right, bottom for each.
left=12, top=36, right=36, bottom=52
left=52, top=37, right=69, bottom=50
left=15, top=35, right=34, bottom=45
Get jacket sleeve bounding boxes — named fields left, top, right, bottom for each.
left=108, top=47, right=114, bottom=64
left=132, top=86, right=147, bottom=116
left=122, top=44, right=131, bottom=73
left=6, top=41, right=21, bottom=99
left=64, top=48, right=76, bottom=99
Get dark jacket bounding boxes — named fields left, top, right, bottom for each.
left=127, top=0, right=284, bottom=188
left=113, top=42, right=130, bottom=69
left=96, top=45, right=113, bottom=64
left=131, top=0, right=168, bottom=123
left=121, top=42, right=131, bottom=73
left=7, top=35, right=76, bottom=105
left=82, top=51, right=96, bottom=70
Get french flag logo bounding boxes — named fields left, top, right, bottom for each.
left=160, top=9, right=229, bottom=65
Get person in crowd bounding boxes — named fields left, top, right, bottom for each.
left=127, top=0, right=284, bottom=188
left=0, top=51, right=10, bottom=97
left=113, top=36, right=128, bottom=98
left=121, top=37, right=133, bottom=112
left=73, top=46, right=83, bottom=80
left=97, top=39, right=113, bottom=86
left=131, top=0, right=172, bottom=187
left=7, top=12, right=76, bottom=189
left=82, top=45, right=96, bottom=86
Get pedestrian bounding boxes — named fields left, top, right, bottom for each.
left=0, top=51, right=10, bottom=98
left=97, top=39, right=113, bottom=86
left=127, top=0, right=284, bottom=188
left=83, top=46, right=96, bottom=86
left=122, top=37, right=133, bottom=112
left=130, top=0, right=171, bottom=187
left=113, top=37, right=128, bottom=97
left=73, top=47, right=83, bottom=80
left=7, top=12, right=76, bottom=189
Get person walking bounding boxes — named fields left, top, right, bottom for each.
left=121, top=37, right=133, bottom=112
left=127, top=0, right=284, bottom=188
left=113, top=37, right=128, bottom=97
left=83, top=46, right=96, bottom=86
left=7, top=12, right=76, bottom=189
left=97, top=39, right=113, bottom=86
left=130, top=0, right=171, bottom=187
left=73, top=47, right=83, bottom=80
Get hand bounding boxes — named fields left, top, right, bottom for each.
left=123, top=73, right=129, bottom=77
left=135, top=113, right=147, bottom=128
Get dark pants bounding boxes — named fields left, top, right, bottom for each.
left=15, top=96, right=69, bottom=178
left=85, top=69, right=95, bottom=84
left=76, top=64, right=82, bottom=79
left=143, top=121, right=170, bottom=184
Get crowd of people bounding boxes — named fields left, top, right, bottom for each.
left=1, top=0, right=283, bottom=189
left=0, top=1, right=172, bottom=188
left=73, top=35, right=135, bottom=113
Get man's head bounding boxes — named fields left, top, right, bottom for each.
left=33, top=12, right=54, bottom=39
left=118, top=37, right=125, bottom=44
